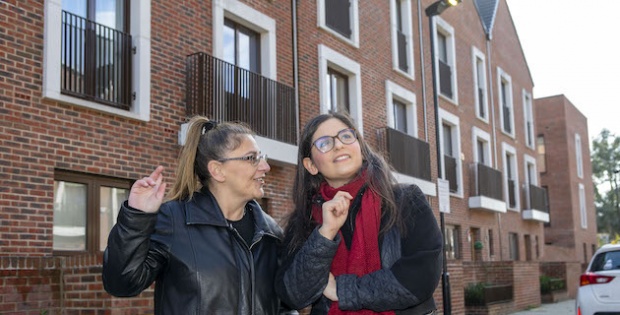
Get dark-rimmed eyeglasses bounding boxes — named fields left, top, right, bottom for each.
left=311, top=128, right=357, bottom=153
left=218, top=152, right=268, bottom=166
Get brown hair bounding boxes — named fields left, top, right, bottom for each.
left=166, top=115, right=255, bottom=201
left=283, top=112, right=402, bottom=253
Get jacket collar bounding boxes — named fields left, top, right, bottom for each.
left=184, top=186, right=282, bottom=238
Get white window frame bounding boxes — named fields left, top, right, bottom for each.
left=497, top=67, right=515, bottom=138
left=390, top=0, right=414, bottom=79
left=433, top=17, right=458, bottom=105
left=385, top=80, right=417, bottom=137
left=472, top=46, right=488, bottom=122
left=317, top=0, right=359, bottom=48
left=579, top=183, right=587, bottom=228
left=43, top=0, right=152, bottom=121
left=502, top=142, right=520, bottom=211
left=575, top=133, right=584, bottom=179
left=438, top=108, right=463, bottom=197
left=472, top=127, right=491, bottom=166
left=213, top=0, right=276, bottom=80
left=522, top=90, right=535, bottom=149
left=318, top=44, right=363, bottom=134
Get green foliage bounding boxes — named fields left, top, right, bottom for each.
left=474, top=240, right=484, bottom=250
left=464, top=282, right=486, bottom=306
left=592, top=129, right=620, bottom=236
left=539, top=275, right=565, bottom=294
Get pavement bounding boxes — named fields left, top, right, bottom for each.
left=509, top=299, right=575, bottom=314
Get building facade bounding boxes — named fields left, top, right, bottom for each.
left=0, top=0, right=595, bottom=313
left=535, top=94, right=598, bottom=298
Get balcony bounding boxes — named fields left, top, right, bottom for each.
left=61, top=11, right=132, bottom=110
left=522, top=184, right=550, bottom=222
left=468, top=163, right=506, bottom=213
left=377, top=128, right=435, bottom=196
left=186, top=52, right=297, bottom=145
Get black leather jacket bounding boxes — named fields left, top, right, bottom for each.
left=103, top=187, right=284, bottom=315
left=275, top=184, right=443, bottom=315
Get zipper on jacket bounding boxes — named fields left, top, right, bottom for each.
left=229, top=223, right=257, bottom=314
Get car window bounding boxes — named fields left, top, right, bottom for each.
left=590, top=250, right=620, bottom=271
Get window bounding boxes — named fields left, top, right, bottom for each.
left=472, top=127, right=491, bottom=166
left=575, top=133, right=584, bottom=178
left=488, top=229, right=495, bottom=257
left=439, top=109, right=462, bottom=195
left=433, top=17, right=457, bottom=102
left=524, top=234, right=532, bottom=261
left=53, top=170, right=131, bottom=254
left=535, top=236, right=540, bottom=259
left=543, top=185, right=551, bottom=228
left=509, top=232, right=519, bottom=261
left=318, top=44, right=363, bottom=133
left=502, top=142, right=519, bottom=210
left=537, top=135, right=546, bottom=173
left=472, top=47, right=488, bottom=121
left=327, top=68, right=350, bottom=113
left=523, top=91, right=535, bottom=148
left=318, top=0, right=359, bottom=47
left=497, top=68, right=514, bottom=136
left=213, top=0, right=276, bottom=79
left=579, top=183, right=587, bottom=228
left=385, top=80, right=417, bottom=136
left=583, top=243, right=588, bottom=264
left=391, top=0, right=414, bottom=77
left=590, top=250, right=620, bottom=271
left=445, top=225, right=460, bottom=259
left=44, top=0, right=151, bottom=120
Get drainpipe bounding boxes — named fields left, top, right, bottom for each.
left=292, top=0, right=300, bottom=143
left=486, top=36, right=503, bottom=261
left=418, top=0, right=429, bottom=142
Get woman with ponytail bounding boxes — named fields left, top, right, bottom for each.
left=275, top=113, right=443, bottom=314
left=103, top=115, right=291, bottom=314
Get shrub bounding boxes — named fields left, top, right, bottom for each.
left=464, top=282, right=486, bottom=306
left=540, top=275, right=565, bottom=294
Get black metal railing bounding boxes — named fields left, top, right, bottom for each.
left=186, top=52, right=297, bottom=145
left=61, top=11, right=132, bottom=110
left=470, top=163, right=503, bottom=200
left=526, top=184, right=549, bottom=212
left=439, top=60, right=452, bottom=98
left=445, top=155, right=458, bottom=192
left=377, top=128, right=431, bottom=181
left=397, top=30, right=408, bottom=72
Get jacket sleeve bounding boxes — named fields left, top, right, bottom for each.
left=102, top=201, right=172, bottom=297
left=336, top=184, right=443, bottom=311
left=275, top=227, right=340, bottom=310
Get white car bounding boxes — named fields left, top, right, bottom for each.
left=576, top=243, right=620, bottom=315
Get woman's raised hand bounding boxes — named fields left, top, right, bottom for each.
left=318, top=191, right=352, bottom=240
left=127, top=166, right=167, bottom=213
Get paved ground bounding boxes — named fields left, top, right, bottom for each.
left=509, top=299, right=575, bottom=314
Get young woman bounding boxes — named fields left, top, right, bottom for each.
left=276, top=113, right=443, bottom=314
left=102, top=115, right=287, bottom=314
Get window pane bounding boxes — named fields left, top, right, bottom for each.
left=53, top=181, right=87, bottom=251
left=96, top=0, right=124, bottom=31
left=99, top=186, right=129, bottom=251
left=393, top=100, right=407, bottom=133
left=327, top=68, right=349, bottom=113
left=62, top=0, right=87, bottom=18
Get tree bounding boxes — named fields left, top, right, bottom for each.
left=591, top=129, right=620, bottom=236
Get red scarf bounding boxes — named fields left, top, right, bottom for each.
left=312, top=173, right=395, bottom=315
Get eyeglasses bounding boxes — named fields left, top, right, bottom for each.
left=311, top=128, right=357, bottom=153
left=218, top=152, right=268, bottom=166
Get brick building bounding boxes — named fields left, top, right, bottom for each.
left=535, top=94, right=598, bottom=299
left=0, top=0, right=595, bottom=314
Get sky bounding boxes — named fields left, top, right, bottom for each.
left=505, top=0, right=620, bottom=144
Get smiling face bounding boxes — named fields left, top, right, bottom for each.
left=218, top=134, right=271, bottom=201
left=303, top=118, right=363, bottom=188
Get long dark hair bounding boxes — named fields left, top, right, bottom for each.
left=167, top=115, right=255, bottom=201
left=283, top=113, right=403, bottom=253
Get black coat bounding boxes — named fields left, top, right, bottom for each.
left=275, top=184, right=443, bottom=314
left=103, top=187, right=284, bottom=315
